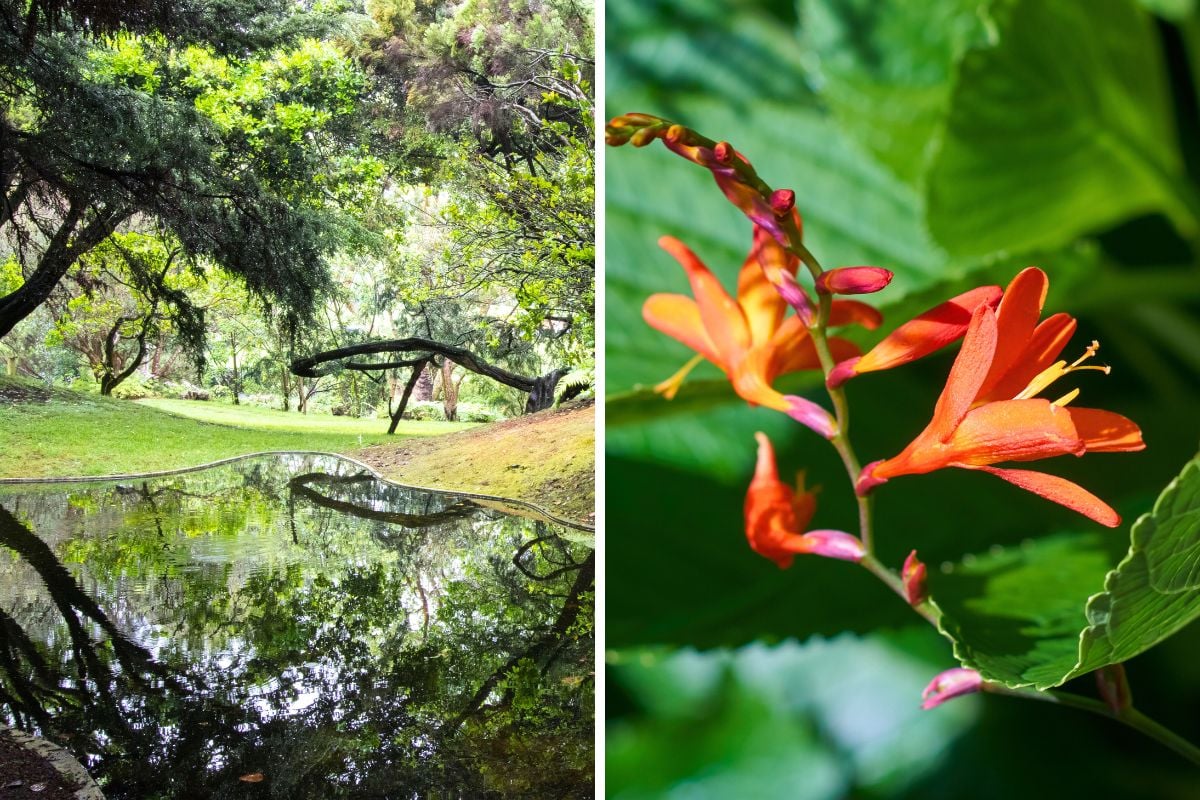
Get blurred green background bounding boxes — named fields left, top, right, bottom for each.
left=605, top=0, right=1200, bottom=796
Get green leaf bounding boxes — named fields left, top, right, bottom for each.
left=799, top=0, right=995, bottom=186
left=926, top=0, right=1187, bottom=258
left=935, top=453, right=1200, bottom=689
left=1138, top=0, right=1196, bottom=20
left=608, top=631, right=977, bottom=798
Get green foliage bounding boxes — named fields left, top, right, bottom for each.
left=799, top=0, right=992, bottom=186
left=610, top=632, right=977, bottom=798
left=608, top=0, right=1200, bottom=783
left=936, top=454, right=1200, bottom=689
left=0, top=2, right=380, bottom=340
left=925, top=0, right=1189, bottom=257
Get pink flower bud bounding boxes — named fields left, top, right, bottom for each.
left=902, top=550, right=928, bottom=606
left=921, top=668, right=983, bottom=710
left=815, top=267, right=894, bottom=295
left=770, top=189, right=796, bottom=216
left=784, top=395, right=838, bottom=439
left=713, top=141, right=735, bottom=164
left=826, top=356, right=861, bottom=389
left=855, top=460, right=888, bottom=495
left=799, top=529, right=865, bottom=563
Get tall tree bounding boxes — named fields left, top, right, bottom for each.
left=0, top=1, right=377, bottom=340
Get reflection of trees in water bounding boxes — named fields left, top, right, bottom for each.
left=0, top=457, right=593, bottom=798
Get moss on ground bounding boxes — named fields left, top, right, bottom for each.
left=353, top=400, right=596, bottom=527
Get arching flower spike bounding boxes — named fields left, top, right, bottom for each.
left=857, top=268, right=1144, bottom=527
left=745, top=433, right=864, bottom=568
left=643, top=226, right=881, bottom=437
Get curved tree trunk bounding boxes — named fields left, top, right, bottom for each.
left=292, top=338, right=584, bottom=415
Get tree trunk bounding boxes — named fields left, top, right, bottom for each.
left=524, top=368, right=569, bottom=413
left=280, top=364, right=290, bottom=411
left=99, top=314, right=151, bottom=396
left=0, top=203, right=123, bottom=339
left=5, top=355, right=16, bottom=376
left=388, top=359, right=428, bottom=435
left=230, top=348, right=240, bottom=405
left=441, top=359, right=458, bottom=422
left=415, top=364, right=434, bottom=401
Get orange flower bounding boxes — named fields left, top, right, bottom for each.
left=858, top=268, right=1144, bottom=527
left=746, top=433, right=864, bottom=568
left=828, top=285, right=1002, bottom=387
left=643, top=225, right=882, bottom=437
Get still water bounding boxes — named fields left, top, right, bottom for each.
left=0, top=454, right=594, bottom=798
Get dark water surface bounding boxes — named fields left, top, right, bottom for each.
left=0, top=455, right=594, bottom=798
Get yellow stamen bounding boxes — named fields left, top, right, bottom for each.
left=1050, top=388, right=1080, bottom=409
left=654, top=354, right=705, bottom=400
left=1015, top=340, right=1111, bottom=401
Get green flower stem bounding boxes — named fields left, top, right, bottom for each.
left=987, top=684, right=1200, bottom=767
left=787, top=241, right=875, bottom=554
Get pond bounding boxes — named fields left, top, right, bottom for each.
left=0, top=454, right=594, bottom=799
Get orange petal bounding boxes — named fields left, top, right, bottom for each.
left=979, top=312, right=1076, bottom=402
left=643, top=293, right=721, bottom=365
left=1067, top=407, right=1145, bottom=453
left=729, top=360, right=792, bottom=412
left=762, top=325, right=861, bottom=381
left=659, top=236, right=751, bottom=360
left=928, top=304, right=999, bottom=440
left=829, top=300, right=883, bottom=331
left=752, top=431, right=782, bottom=485
left=947, top=398, right=1084, bottom=465
left=982, top=267, right=1049, bottom=390
left=737, top=226, right=795, bottom=345
left=746, top=433, right=803, bottom=567
left=974, top=466, right=1121, bottom=527
left=854, top=285, right=1002, bottom=374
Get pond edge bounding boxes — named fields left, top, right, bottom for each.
left=0, top=450, right=595, bottom=532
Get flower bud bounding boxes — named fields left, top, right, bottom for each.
left=769, top=189, right=796, bottom=216
left=604, top=113, right=666, bottom=146
left=921, top=668, right=983, bottom=710
left=815, top=267, right=894, bottom=295
left=902, top=550, right=928, bottom=606
left=630, top=126, right=659, bottom=147
left=713, top=141, right=735, bottom=164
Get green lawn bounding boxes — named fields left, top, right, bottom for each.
left=0, top=379, right=471, bottom=479
left=138, top=398, right=471, bottom=436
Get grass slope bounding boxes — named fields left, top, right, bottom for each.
left=354, top=399, right=596, bottom=526
left=0, top=377, right=462, bottom=478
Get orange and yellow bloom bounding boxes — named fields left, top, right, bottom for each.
left=643, top=225, right=883, bottom=437
left=858, top=268, right=1144, bottom=527
left=746, top=433, right=864, bottom=568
